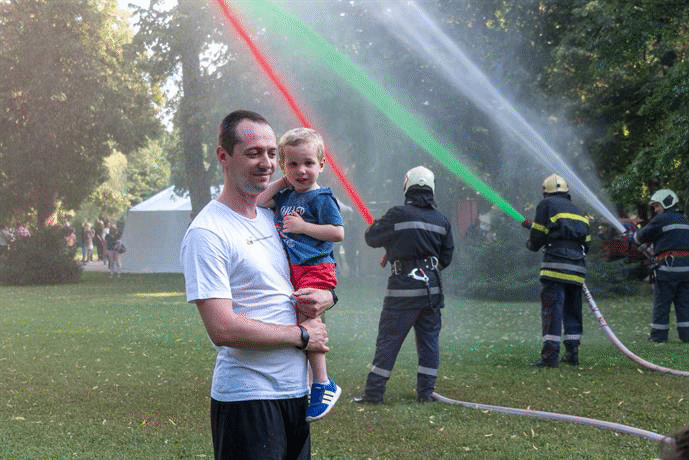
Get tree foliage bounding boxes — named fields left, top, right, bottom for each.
left=0, top=0, right=161, bottom=228
left=543, top=0, right=689, bottom=212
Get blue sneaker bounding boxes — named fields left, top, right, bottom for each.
left=305, top=377, right=341, bottom=422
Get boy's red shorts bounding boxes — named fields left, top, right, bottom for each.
left=291, top=263, right=337, bottom=290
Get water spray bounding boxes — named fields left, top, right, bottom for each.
left=376, top=1, right=626, bottom=234
left=232, top=0, right=525, bottom=224
left=212, top=0, right=375, bottom=225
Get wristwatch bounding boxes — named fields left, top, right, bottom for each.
left=297, top=325, right=310, bottom=350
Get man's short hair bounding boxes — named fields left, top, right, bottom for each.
left=278, top=127, right=325, bottom=169
left=219, top=110, right=270, bottom=154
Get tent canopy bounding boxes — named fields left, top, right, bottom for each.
left=120, top=186, right=195, bottom=273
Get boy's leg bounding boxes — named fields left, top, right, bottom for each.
left=308, top=350, right=328, bottom=384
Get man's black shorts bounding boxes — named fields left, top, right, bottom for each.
left=210, top=396, right=310, bottom=460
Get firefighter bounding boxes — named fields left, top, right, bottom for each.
left=525, top=174, right=591, bottom=367
left=632, top=189, right=689, bottom=343
left=354, top=166, right=454, bottom=403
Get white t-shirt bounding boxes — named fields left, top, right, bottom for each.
left=180, top=200, right=308, bottom=402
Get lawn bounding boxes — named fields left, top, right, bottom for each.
left=1, top=272, right=686, bottom=459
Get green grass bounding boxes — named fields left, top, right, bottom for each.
left=1, top=273, right=686, bottom=459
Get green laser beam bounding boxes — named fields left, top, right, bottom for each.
left=237, top=0, right=525, bottom=222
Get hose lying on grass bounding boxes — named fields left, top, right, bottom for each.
left=432, top=392, right=673, bottom=445
left=434, top=282, right=685, bottom=446
left=583, top=283, right=689, bottom=378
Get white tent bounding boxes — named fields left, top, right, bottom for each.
left=120, top=186, right=194, bottom=273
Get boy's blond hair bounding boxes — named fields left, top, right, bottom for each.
left=278, top=128, right=325, bottom=169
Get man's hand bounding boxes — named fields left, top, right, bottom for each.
left=293, top=287, right=334, bottom=318
left=283, top=213, right=306, bottom=235
left=300, top=316, right=329, bottom=353
left=380, top=253, right=388, bottom=268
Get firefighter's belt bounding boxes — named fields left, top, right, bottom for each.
left=546, top=240, right=585, bottom=251
left=656, top=251, right=689, bottom=261
left=391, top=256, right=439, bottom=276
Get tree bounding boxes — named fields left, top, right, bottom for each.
left=543, top=0, right=689, bottom=212
left=0, top=0, right=161, bottom=228
left=134, top=0, right=224, bottom=218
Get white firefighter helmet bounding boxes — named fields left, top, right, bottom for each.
left=649, top=189, right=679, bottom=209
left=404, top=166, right=435, bottom=194
left=542, top=174, right=569, bottom=194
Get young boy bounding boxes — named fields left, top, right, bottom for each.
left=258, top=127, right=344, bottom=421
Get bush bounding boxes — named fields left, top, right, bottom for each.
left=449, top=213, right=541, bottom=301
left=449, top=214, right=643, bottom=300
left=0, top=226, right=82, bottom=285
left=585, top=239, right=643, bottom=298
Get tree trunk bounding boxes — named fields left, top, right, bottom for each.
left=37, top=187, right=59, bottom=229
left=179, top=0, right=211, bottom=219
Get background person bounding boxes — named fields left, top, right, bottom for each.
left=81, top=222, right=94, bottom=263
left=257, top=127, right=344, bottom=422
left=180, top=110, right=334, bottom=460
left=632, top=189, right=689, bottom=343
left=105, top=223, right=121, bottom=277
left=525, top=174, right=591, bottom=368
left=354, top=166, right=454, bottom=404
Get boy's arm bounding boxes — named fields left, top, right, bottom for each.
left=282, top=214, right=344, bottom=242
left=257, top=176, right=289, bottom=208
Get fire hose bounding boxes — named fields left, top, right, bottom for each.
left=431, top=392, right=673, bottom=444
left=433, top=222, right=684, bottom=446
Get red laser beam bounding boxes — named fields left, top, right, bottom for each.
left=213, top=0, right=375, bottom=225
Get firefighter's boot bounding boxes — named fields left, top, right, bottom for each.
left=530, top=347, right=558, bottom=368
left=561, top=342, right=579, bottom=366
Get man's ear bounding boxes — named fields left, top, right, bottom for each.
left=216, top=146, right=229, bottom=164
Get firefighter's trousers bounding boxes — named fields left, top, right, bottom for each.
left=540, top=281, right=583, bottom=363
left=362, top=306, right=441, bottom=402
left=651, top=273, right=689, bottom=342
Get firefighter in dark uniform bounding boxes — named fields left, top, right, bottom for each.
left=354, top=166, right=454, bottom=403
left=632, top=189, right=689, bottom=343
left=525, top=174, right=591, bottom=368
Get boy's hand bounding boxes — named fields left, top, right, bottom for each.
left=283, top=212, right=306, bottom=234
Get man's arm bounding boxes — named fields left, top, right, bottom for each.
left=196, top=297, right=329, bottom=352
left=282, top=214, right=344, bottom=242
left=257, top=176, right=289, bottom=209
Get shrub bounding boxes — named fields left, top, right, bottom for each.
left=449, top=213, right=541, bottom=301
left=0, top=226, right=82, bottom=285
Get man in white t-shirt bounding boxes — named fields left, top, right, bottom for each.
left=180, top=110, right=334, bottom=460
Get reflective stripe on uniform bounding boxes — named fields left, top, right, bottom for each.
left=564, top=334, right=582, bottom=341
left=539, top=269, right=585, bottom=284
left=385, top=287, right=441, bottom=297
left=418, top=366, right=438, bottom=376
left=551, top=213, right=589, bottom=225
left=371, top=365, right=391, bottom=378
left=541, top=262, right=587, bottom=274
left=651, top=323, right=670, bottom=330
left=657, top=265, right=689, bottom=273
left=531, top=222, right=548, bottom=234
left=543, top=334, right=561, bottom=342
left=394, top=221, right=447, bottom=235
left=677, top=322, right=689, bottom=328
left=662, top=223, right=689, bottom=232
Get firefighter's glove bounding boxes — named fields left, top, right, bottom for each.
left=521, top=220, right=532, bottom=230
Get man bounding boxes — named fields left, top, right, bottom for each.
left=354, top=166, right=454, bottom=404
left=525, top=174, right=591, bottom=368
left=633, top=189, right=689, bottom=343
left=180, top=110, right=334, bottom=459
